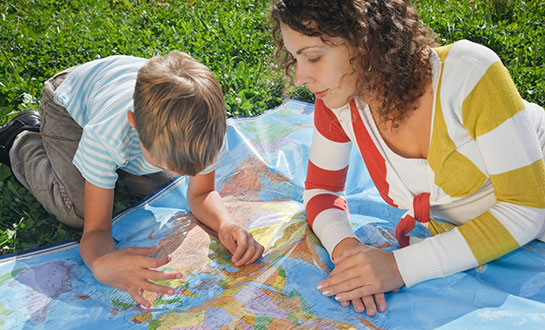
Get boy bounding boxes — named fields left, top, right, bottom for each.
left=0, top=51, right=264, bottom=308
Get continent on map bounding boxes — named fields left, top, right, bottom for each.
left=12, top=261, right=76, bottom=323
left=142, top=284, right=359, bottom=330
left=219, top=155, right=294, bottom=201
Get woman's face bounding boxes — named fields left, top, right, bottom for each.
left=280, top=23, right=357, bottom=108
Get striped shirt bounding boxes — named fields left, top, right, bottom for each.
left=54, top=55, right=225, bottom=189
left=303, top=40, right=545, bottom=288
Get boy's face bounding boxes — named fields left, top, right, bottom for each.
left=128, top=110, right=181, bottom=176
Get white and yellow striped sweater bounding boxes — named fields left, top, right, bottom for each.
left=303, top=40, right=545, bottom=288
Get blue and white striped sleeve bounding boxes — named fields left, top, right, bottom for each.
left=72, top=128, right=119, bottom=189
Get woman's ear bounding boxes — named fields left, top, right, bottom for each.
left=127, top=110, right=135, bottom=127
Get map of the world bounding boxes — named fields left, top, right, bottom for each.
left=1, top=99, right=545, bottom=329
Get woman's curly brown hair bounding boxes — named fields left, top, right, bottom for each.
left=270, top=0, right=437, bottom=125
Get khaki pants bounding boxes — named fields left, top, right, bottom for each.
left=10, top=67, right=173, bottom=228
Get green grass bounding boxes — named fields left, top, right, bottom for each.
left=0, top=0, right=543, bottom=255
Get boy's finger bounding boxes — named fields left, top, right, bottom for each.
left=127, top=246, right=158, bottom=256
left=230, top=232, right=248, bottom=263
left=153, top=254, right=172, bottom=268
left=247, top=242, right=264, bottom=264
left=141, top=281, right=176, bottom=296
left=220, top=235, right=237, bottom=255
left=129, top=288, right=151, bottom=309
left=145, top=269, right=183, bottom=282
left=139, top=254, right=171, bottom=269
left=235, top=239, right=256, bottom=265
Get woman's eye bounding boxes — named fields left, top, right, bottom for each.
left=308, top=56, right=321, bottom=63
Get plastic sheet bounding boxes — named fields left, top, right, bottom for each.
left=1, top=99, right=544, bottom=329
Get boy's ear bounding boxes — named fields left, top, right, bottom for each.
left=127, top=110, right=135, bottom=128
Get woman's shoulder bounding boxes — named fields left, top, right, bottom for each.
left=433, top=39, right=501, bottom=69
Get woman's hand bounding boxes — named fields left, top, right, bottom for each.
left=318, top=238, right=402, bottom=316
left=318, top=243, right=404, bottom=315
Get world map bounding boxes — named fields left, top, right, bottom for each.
left=1, top=99, right=545, bottom=329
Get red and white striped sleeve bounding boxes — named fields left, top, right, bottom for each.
left=303, top=100, right=359, bottom=256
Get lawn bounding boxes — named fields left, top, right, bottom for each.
left=0, top=0, right=543, bottom=255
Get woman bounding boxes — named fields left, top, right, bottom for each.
left=270, top=0, right=545, bottom=316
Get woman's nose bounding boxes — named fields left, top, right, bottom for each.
left=294, top=62, right=309, bottom=87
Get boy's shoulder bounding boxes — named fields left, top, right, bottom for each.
left=85, top=54, right=146, bottom=65
left=74, top=55, right=148, bottom=76
left=55, top=55, right=147, bottom=107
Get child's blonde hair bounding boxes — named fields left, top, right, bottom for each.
left=133, top=51, right=226, bottom=176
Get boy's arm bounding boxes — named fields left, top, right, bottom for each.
left=79, top=180, right=116, bottom=265
left=79, top=180, right=180, bottom=308
left=187, top=171, right=264, bottom=266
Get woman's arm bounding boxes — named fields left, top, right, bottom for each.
left=303, top=99, right=358, bottom=255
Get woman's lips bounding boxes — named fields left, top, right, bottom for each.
left=313, top=89, right=328, bottom=99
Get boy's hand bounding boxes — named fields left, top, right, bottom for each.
left=318, top=242, right=404, bottom=316
left=92, top=245, right=182, bottom=308
left=81, top=181, right=182, bottom=308
left=186, top=172, right=263, bottom=266
left=218, top=222, right=264, bottom=266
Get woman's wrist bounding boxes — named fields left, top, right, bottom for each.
left=332, top=237, right=361, bottom=260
